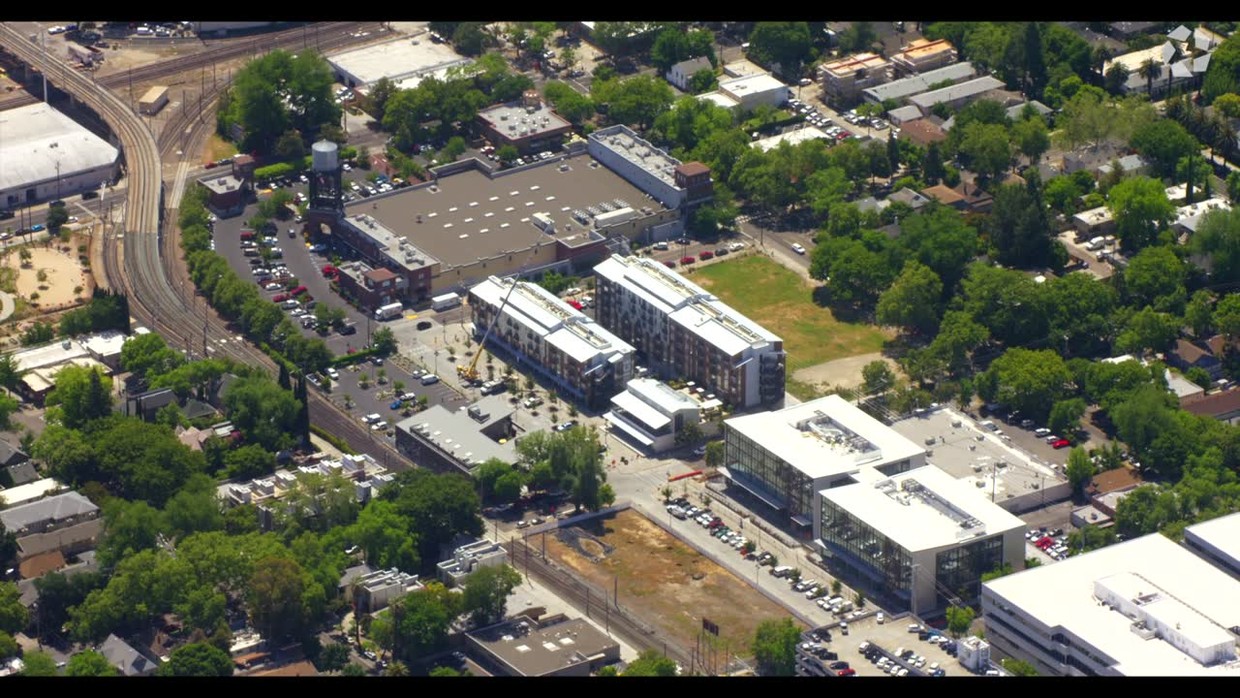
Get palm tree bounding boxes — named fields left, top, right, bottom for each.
left=1138, top=58, right=1161, bottom=99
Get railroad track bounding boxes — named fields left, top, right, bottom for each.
left=506, top=536, right=696, bottom=672
left=0, top=21, right=417, bottom=468
left=0, top=22, right=372, bottom=111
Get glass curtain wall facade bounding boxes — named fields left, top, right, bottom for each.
left=725, top=429, right=815, bottom=520
left=936, top=535, right=1004, bottom=604
left=819, top=499, right=913, bottom=597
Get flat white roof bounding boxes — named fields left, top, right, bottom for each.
left=327, top=35, right=469, bottom=88
left=0, top=478, right=62, bottom=508
left=610, top=390, right=671, bottom=431
left=823, top=464, right=1025, bottom=552
left=0, top=103, right=119, bottom=194
left=908, top=76, right=1005, bottom=110
left=11, top=341, right=90, bottom=373
left=726, top=395, right=925, bottom=481
left=80, top=330, right=128, bottom=358
left=984, top=533, right=1240, bottom=676
left=625, top=378, right=699, bottom=414
left=720, top=72, right=788, bottom=96
left=699, top=91, right=741, bottom=109
left=595, top=255, right=782, bottom=355
left=470, top=276, right=633, bottom=365
left=1184, top=511, right=1240, bottom=571
left=751, top=127, right=830, bottom=152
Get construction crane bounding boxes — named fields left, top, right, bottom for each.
left=457, top=216, right=558, bottom=385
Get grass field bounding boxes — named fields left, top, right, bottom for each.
left=543, top=510, right=799, bottom=662
left=203, top=134, right=237, bottom=163
left=688, top=255, right=889, bottom=372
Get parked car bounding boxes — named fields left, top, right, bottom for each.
left=1052, top=438, right=1070, bottom=449
left=699, top=250, right=714, bottom=260
left=791, top=243, right=806, bottom=254
left=680, top=256, right=696, bottom=265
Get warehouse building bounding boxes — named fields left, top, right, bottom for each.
left=326, top=34, right=469, bottom=91
left=982, top=533, right=1240, bottom=676
left=468, top=276, right=635, bottom=410
left=593, top=254, right=785, bottom=409
left=0, top=103, right=119, bottom=209
left=720, top=394, right=926, bottom=534
left=394, top=395, right=519, bottom=475
left=587, top=125, right=713, bottom=211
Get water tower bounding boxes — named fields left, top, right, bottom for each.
left=306, top=140, right=344, bottom=238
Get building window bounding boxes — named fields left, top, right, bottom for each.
left=935, top=535, right=1004, bottom=605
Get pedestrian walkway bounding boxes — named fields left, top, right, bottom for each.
left=0, top=291, right=14, bottom=322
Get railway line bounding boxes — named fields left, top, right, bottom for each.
left=0, top=22, right=373, bottom=111
left=0, top=21, right=415, bottom=469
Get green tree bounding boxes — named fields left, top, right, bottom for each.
left=1185, top=290, right=1215, bottom=339
left=348, top=499, right=420, bottom=572
left=0, top=631, right=18, bottom=661
left=1115, top=306, right=1180, bottom=356
left=987, top=183, right=1054, bottom=269
left=605, top=75, right=674, bottom=130
left=66, top=649, right=118, bottom=676
left=222, top=375, right=301, bottom=452
left=1002, top=658, right=1039, bottom=676
left=1067, top=524, right=1118, bottom=553
left=861, top=361, right=896, bottom=397
left=97, top=498, right=166, bottom=568
left=461, top=564, right=523, bottom=627
left=274, top=129, right=306, bottom=162
left=751, top=617, right=800, bottom=676
left=341, top=662, right=366, bottom=677
left=687, top=69, right=718, bottom=95
left=1107, top=176, right=1174, bottom=252
left=44, top=364, right=113, bottom=430
left=1066, top=446, right=1095, bottom=498
left=1190, top=208, right=1240, bottom=285
left=372, top=326, right=397, bottom=355
left=945, top=605, right=975, bottom=638
left=223, top=443, right=277, bottom=480
left=704, top=441, right=725, bottom=468
left=158, top=642, right=234, bottom=676
left=877, top=261, right=943, bottom=335
left=1217, top=293, right=1240, bottom=340
left=1048, top=398, right=1087, bottom=440
left=957, top=122, right=1012, bottom=182
left=1124, top=246, right=1186, bottom=313
left=430, top=665, right=467, bottom=677
left=163, top=473, right=224, bottom=538
left=46, top=205, right=69, bottom=233
left=317, top=642, right=350, bottom=673
left=746, top=22, right=813, bottom=79
left=1012, top=115, right=1050, bottom=164
left=0, top=581, right=29, bottom=635
left=384, top=470, right=483, bottom=569
left=982, top=348, right=1071, bottom=422
left=20, top=650, right=59, bottom=676
left=1130, top=119, right=1201, bottom=179
left=246, top=556, right=310, bottom=642
left=622, top=648, right=679, bottom=676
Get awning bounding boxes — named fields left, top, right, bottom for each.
left=718, top=467, right=787, bottom=511
left=604, top=413, right=656, bottom=447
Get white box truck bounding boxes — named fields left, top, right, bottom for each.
left=374, top=302, right=404, bottom=321
left=431, top=292, right=461, bottom=312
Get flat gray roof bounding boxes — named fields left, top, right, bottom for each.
left=0, top=491, right=98, bottom=533
left=468, top=617, right=617, bottom=676
left=396, top=398, right=516, bottom=470
left=478, top=101, right=572, bottom=141
left=0, top=103, right=119, bottom=193
left=356, top=156, right=663, bottom=268
left=327, top=35, right=469, bottom=88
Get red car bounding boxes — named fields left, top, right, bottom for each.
left=273, top=293, right=290, bottom=303
left=836, top=668, right=856, bottom=677
left=663, top=260, right=677, bottom=268
left=290, top=285, right=308, bottom=296
left=1052, top=438, right=1070, bottom=449
left=567, top=299, right=584, bottom=310
left=680, top=256, right=696, bottom=265
left=699, top=250, right=714, bottom=260
left=321, top=264, right=337, bottom=277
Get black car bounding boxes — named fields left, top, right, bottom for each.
left=829, top=661, right=849, bottom=671
left=0, top=210, right=12, bottom=220
left=416, top=320, right=432, bottom=330
left=714, top=247, right=730, bottom=256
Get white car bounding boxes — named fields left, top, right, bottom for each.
left=371, top=420, right=388, bottom=432
left=326, top=367, right=340, bottom=380
left=791, top=243, right=806, bottom=255
left=361, top=413, right=381, bottom=424
left=877, top=612, right=885, bottom=624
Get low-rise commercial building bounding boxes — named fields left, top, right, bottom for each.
left=465, top=613, right=621, bottom=677
left=604, top=378, right=720, bottom=453
left=587, top=125, right=713, bottom=211
left=699, top=73, right=791, bottom=112
left=469, top=276, right=634, bottom=409
left=327, top=34, right=469, bottom=91
left=721, top=395, right=926, bottom=533
left=818, top=464, right=1026, bottom=613
left=982, top=533, right=1240, bottom=676
left=335, top=260, right=409, bottom=314
left=819, top=53, right=892, bottom=107
left=476, top=92, right=574, bottom=156
left=394, top=395, right=518, bottom=475
left=593, top=254, right=785, bottom=409
left=889, top=38, right=958, bottom=75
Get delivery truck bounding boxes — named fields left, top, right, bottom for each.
left=374, top=302, right=404, bottom=321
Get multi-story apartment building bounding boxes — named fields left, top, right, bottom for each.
left=592, top=254, right=785, bottom=409
left=889, top=38, right=958, bottom=75
left=818, top=53, right=892, bottom=107
left=468, top=276, right=634, bottom=410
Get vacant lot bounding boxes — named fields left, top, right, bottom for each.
left=688, top=255, right=889, bottom=372
left=543, top=509, right=797, bottom=661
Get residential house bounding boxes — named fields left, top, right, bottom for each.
left=17, top=550, right=66, bottom=580
left=1167, top=337, right=1225, bottom=380
left=897, top=118, right=947, bottom=147
left=1182, top=389, right=1240, bottom=425
left=886, top=105, right=924, bottom=125
left=1096, top=154, right=1150, bottom=179
left=908, top=76, right=1005, bottom=116
left=99, top=634, right=160, bottom=676
left=920, top=184, right=966, bottom=210
left=862, top=62, right=977, bottom=106
left=2, top=461, right=38, bottom=488
left=436, top=538, right=506, bottom=587
left=0, top=491, right=102, bottom=561
left=888, top=187, right=932, bottom=211
left=666, top=56, right=714, bottom=92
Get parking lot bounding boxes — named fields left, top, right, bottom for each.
left=800, top=612, right=979, bottom=678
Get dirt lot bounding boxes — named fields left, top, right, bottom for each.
left=792, top=352, right=903, bottom=392
left=543, top=509, right=800, bottom=660
left=5, top=242, right=92, bottom=311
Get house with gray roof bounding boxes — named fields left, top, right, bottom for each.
left=0, top=491, right=98, bottom=535
left=862, top=62, right=977, bottom=105
left=666, top=56, right=714, bottom=92
left=888, top=187, right=932, bottom=211
left=887, top=105, right=924, bottom=125
left=0, top=440, right=29, bottom=469
left=908, top=76, right=1006, bottom=116
left=2, top=461, right=37, bottom=488
left=99, top=634, right=160, bottom=676
left=1006, top=100, right=1053, bottom=120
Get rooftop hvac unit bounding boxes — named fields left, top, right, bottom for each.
left=598, top=201, right=615, bottom=212
left=500, top=114, right=508, bottom=121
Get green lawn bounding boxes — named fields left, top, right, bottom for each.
left=688, top=255, right=888, bottom=372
